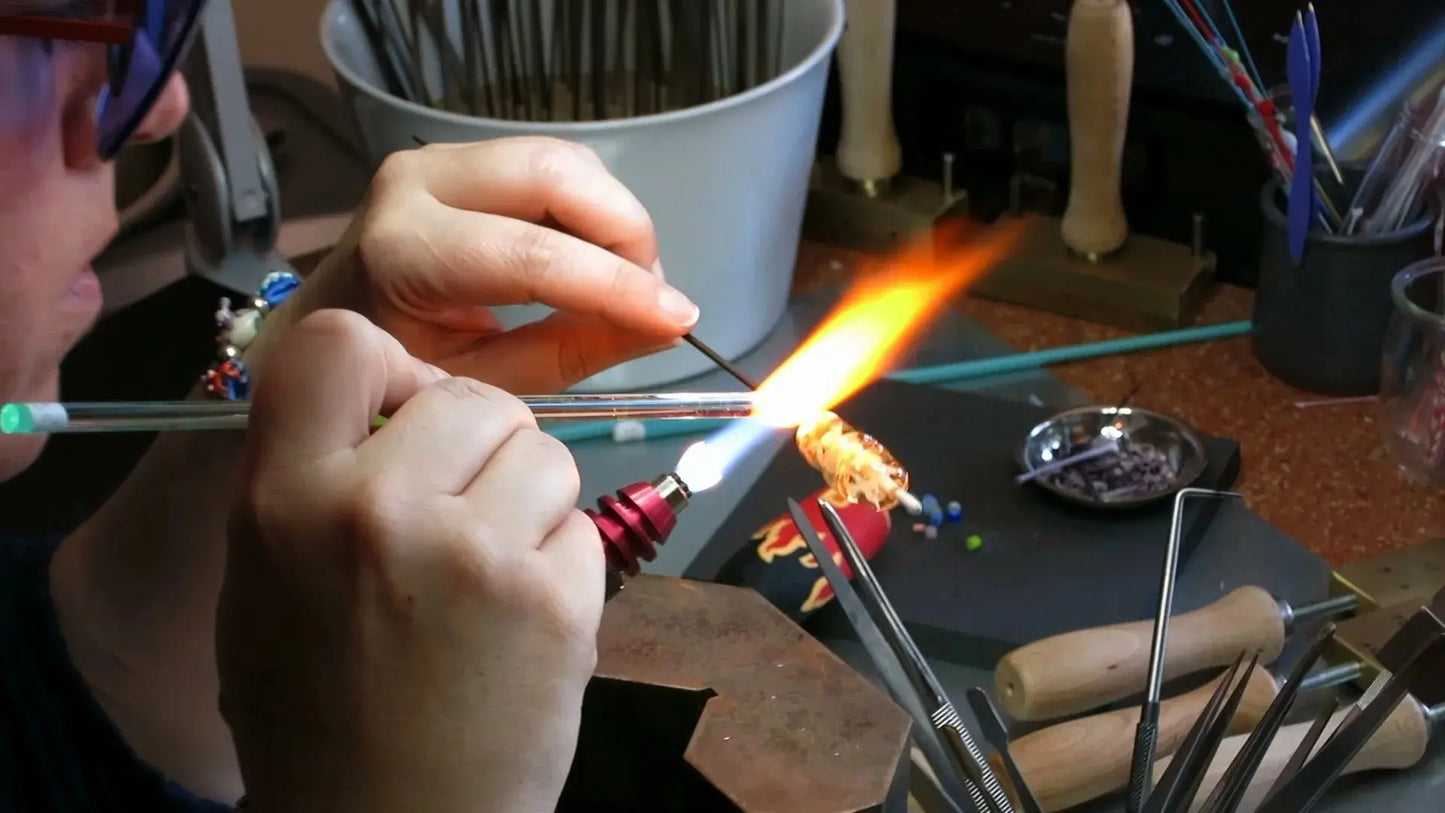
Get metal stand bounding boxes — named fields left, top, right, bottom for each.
left=178, top=0, right=292, bottom=297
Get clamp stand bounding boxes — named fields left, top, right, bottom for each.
left=972, top=0, right=1215, bottom=332
left=179, top=0, right=292, bottom=297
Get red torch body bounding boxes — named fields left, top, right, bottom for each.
left=586, top=473, right=692, bottom=599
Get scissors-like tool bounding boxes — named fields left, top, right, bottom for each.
left=1286, top=9, right=1321, bottom=264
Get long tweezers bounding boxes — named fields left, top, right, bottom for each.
left=1256, top=627, right=1445, bottom=813
left=784, top=499, right=975, bottom=813
left=815, top=499, right=1017, bottom=813
left=1140, top=651, right=1253, bottom=813
left=1261, top=695, right=1341, bottom=803
left=1198, top=624, right=1336, bottom=812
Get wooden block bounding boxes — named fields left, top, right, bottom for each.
left=801, top=158, right=966, bottom=255
left=971, top=213, right=1216, bottom=332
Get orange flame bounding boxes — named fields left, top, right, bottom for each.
left=750, top=219, right=1023, bottom=428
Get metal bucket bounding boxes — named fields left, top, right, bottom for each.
left=319, top=0, right=844, bottom=391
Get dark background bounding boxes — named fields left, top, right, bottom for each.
left=813, top=0, right=1445, bottom=286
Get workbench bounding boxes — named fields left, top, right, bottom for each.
left=82, top=68, right=1442, bottom=811
left=568, top=287, right=1445, bottom=811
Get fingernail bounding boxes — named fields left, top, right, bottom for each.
left=657, top=286, right=699, bottom=327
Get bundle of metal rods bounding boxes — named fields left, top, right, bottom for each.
left=346, top=0, right=789, bottom=120
left=1130, top=611, right=1445, bottom=813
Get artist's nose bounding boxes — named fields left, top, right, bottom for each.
left=130, top=74, right=190, bottom=144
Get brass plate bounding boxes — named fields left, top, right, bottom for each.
left=971, top=213, right=1216, bottom=333
left=801, top=158, right=966, bottom=255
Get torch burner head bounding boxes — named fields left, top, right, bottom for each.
left=587, top=473, right=691, bottom=581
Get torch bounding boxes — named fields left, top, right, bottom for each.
left=588, top=472, right=694, bottom=600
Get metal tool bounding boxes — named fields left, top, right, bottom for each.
left=1322, top=588, right=1445, bottom=709
left=1286, top=12, right=1318, bottom=264
left=965, top=688, right=1044, bottom=813
left=1261, top=695, right=1340, bottom=802
left=1140, top=652, right=1252, bottom=813
left=785, top=499, right=977, bottom=812
left=345, top=0, right=790, bottom=121
left=1009, top=662, right=1360, bottom=812
left=816, top=499, right=1017, bottom=813
left=1174, top=696, right=1445, bottom=813
left=1193, top=623, right=1336, bottom=813
left=1256, top=620, right=1445, bottom=812
left=580, top=574, right=913, bottom=811
left=1125, top=487, right=1243, bottom=813
left=791, top=498, right=1017, bottom=812
left=682, top=333, right=761, bottom=390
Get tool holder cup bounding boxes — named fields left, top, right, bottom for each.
left=1252, top=175, right=1440, bottom=395
left=320, top=0, right=845, bottom=393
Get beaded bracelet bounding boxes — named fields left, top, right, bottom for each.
left=202, top=270, right=301, bottom=400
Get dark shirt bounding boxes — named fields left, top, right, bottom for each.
left=0, top=535, right=231, bottom=812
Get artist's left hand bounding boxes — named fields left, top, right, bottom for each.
left=262, top=136, right=700, bottom=392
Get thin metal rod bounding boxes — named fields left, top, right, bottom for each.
left=1141, top=652, right=1247, bottom=813
left=816, top=500, right=1016, bottom=813
left=682, top=333, right=761, bottom=389
left=1127, top=487, right=1243, bottom=812
left=1, top=393, right=761, bottom=435
left=1283, top=593, right=1358, bottom=631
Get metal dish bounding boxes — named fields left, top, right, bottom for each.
left=1016, top=405, right=1209, bottom=510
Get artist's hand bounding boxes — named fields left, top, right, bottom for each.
left=266, top=136, right=698, bottom=392
left=218, top=309, right=602, bottom=812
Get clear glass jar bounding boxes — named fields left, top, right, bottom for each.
left=1379, top=257, right=1445, bottom=486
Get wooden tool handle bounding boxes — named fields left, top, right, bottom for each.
left=1013, top=664, right=1278, bottom=812
left=1060, top=0, right=1132, bottom=257
left=834, top=0, right=902, bottom=187
left=995, top=586, right=1286, bottom=721
left=1152, top=698, right=1431, bottom=813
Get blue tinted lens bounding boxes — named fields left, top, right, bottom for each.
left=96, top=0, right=208, bottom=159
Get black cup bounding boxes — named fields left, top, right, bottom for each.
left=1252, top=178, right=1439, bottom=395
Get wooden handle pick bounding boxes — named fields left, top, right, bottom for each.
left=996, top=586, right=1286, bottom=721
left=1152, top=699, right=1432, bottom=813
left=834, top=0, right=903, bottom=189
left=1060, top=0, right=1132, bottom=257
left=1012, top=664, right=1279, bottom=812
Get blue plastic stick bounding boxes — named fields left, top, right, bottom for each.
left=548, top=320, right=1253, bottom=446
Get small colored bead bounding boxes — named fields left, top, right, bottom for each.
left=257, top=271, right=301, bottom=309
left=203, top=357, right=251, bottom=400
left=927, top=510, right=944, bottom=527
left=923, top=525, right=938, bottom=540
left=921, top=494, right=941, bottom=512
left=945, top=501, right=963, bottom=521
left=911, top=522, right=926, bottom=533
left=965, top=534, right=983, bottom=551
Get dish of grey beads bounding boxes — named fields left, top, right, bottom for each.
left=1046, top=442, right=1180, bottom=501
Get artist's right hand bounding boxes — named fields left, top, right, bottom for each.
left=217, top=309, right=603, bottom=813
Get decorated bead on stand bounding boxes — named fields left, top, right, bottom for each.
left=202, top=271, right=301, bottom=400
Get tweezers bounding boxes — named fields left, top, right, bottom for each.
left=786, top=498, right=1016, bottom=813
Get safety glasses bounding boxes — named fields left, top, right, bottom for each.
left=0, top=1, right=209, bottom=160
